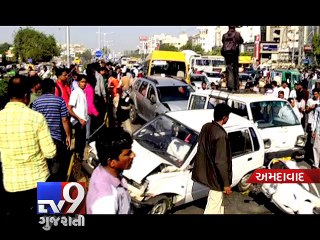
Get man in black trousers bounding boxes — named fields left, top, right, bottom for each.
left=221, top=26, right=244, bottom=92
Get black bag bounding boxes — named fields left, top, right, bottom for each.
left=221, top=32, right=238, bottom=56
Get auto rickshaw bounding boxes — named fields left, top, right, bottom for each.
left=274, top=69, right=301, bottom=90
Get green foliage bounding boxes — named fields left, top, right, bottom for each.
left=79, top=49, right=92, bottom=64
left=13, top=27, right=60, bottom=63
left=159, top=43, right=178, bottom=51
left=179, top=40, right=204, bottom=54
left=0, top=77, right=9, bottom=110
left=312, top=34, right=320, bottom=55
left=206, top=47, right=222, bottom=56
left=0, top=42, right=12, bottom=54
left=240, top=51, right=253, bottom=57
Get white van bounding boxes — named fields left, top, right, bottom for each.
left=187, top=90, right=306, bottom=163
left=123, top=109, right=265, bottom=214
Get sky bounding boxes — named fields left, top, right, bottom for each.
left=0, top=26, right=198, bottom=53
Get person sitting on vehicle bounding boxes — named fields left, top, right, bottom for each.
left=201, top=81, right=207, bottom=91
left=278, top=102, right=297, bottom=124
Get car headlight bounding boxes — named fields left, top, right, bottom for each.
left=264, top=139, right=271, bottom=149
left=295, top=134, right=307, bottom=147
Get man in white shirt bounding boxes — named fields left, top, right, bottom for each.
left=39, top=66, right=51, bottom=79
left=287, top=98, right=301, bottom=123
left=278, top=81, right=290, bottom=99
left=271, top=81, right=279, bottom=98
left=305, top=88, right=320, bottom=164
left=289, top=82, right=302, bottom=99
left=68, top=74, right=88, bottom=160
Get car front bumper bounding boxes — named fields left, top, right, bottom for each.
left=264, top=148, right=305, bottom=164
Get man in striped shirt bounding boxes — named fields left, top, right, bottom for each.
left=0, top=76, right=56, bottom=216
left=32, top=78, right=71, bottom=181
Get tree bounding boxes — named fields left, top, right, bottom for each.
left=180, top=40, right=204, bottom=55
left=159, top=43, right=178, bottom=51
left=79, top=49, right=92, bottom=64
left=0, top=42, right=12, bottom=66
left=312, top=34, right=320, bottom=64
left=240, top=51, right=253, bottom=57
left=0, top=42, right=11, bottom=54
left=13, top=27, right=60, bottom=63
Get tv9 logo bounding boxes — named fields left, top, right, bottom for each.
left=37, top=182, right=86, bottom=214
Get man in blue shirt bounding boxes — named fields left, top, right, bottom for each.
left=32, top=78, right=71, bottom=181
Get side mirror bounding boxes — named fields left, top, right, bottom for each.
left=150, top=94, right=156, bottom=104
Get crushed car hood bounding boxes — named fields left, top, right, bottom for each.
left=163, top=100, right=188, bottom=111
left=123, top=141, right=174, bottom=184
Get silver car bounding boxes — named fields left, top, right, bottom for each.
left=129, top=76, right=194, bottom=123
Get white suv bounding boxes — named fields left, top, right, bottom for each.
left=122, top=109, right=265, bottom=214
left=187, top=90, right=306, bottom=163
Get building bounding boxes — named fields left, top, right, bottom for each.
left=195, top=26, right=216, bottom=52
left=193, top=26, right=260, bottom=51
left=137, top=33, right=189, bottom=54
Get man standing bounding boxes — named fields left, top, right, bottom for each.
left=32, top=78, right=71, bottom=181
left=86, top=127, right=136, bottom=214
left=221, top=26, right=244, bottom=92
left=0, top=76, right=56, bottom=216
left=312, top=105, right=320, bottom=168
left=55, top=68, right=71, bottom=107
left=192, top=103, right=233, bottom=214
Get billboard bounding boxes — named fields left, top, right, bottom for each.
left=139, top=36, right=148, bottom=41
left=254, top=35, right=260, bottom=61
left=260, top=42, right=279, bottom=53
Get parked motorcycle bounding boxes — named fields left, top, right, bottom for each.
left=251, top=159, right=320, bottom=214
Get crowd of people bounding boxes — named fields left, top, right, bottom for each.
left=0, top=60, right=141, bottom=216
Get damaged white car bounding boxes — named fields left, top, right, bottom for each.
left=123, top=109, right=265, bottom=214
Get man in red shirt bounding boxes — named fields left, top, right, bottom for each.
left=55, top=68, right=71, bottom=107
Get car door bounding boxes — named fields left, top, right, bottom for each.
left=183, top=147, right=210, bottom=203
left=136, top=80, right=149, bottom=119
left=144, top=84, right=158, bottom=121
left=187, top=93, right=208, bottom=110
left=228, top=127, right=261, bottom=186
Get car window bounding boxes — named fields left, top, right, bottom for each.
left=138, top=81, right=149, bottom=96
left=239, top=74, right=252, bottom=82
left=249, top=127, right=260, bottom=151
left=230, top=101, right=249, bottom=119
left=189, top=95, right=207, bottom=109
left=133, top=79, right=141, bottom=90
left=249, top=101, right=300, bottom=128
left=157, top=86, right=192, bottom=102
left=134, top=116, right=198, bottom=167
left=205, top=72, right=221, bottom=78
left=228, top=129, right=253, bottom=157
left=147, top=85, right=156, bottom=100
left=190, top=75, right=206, bottom=82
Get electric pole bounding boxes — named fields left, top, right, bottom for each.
left=66, top=26, right=70, bottom=68
left=298, top=26, right=304, bottom=67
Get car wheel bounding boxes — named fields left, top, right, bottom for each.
left=130, top=104, right=138, bottom=124
left=237, top=172, right=253, bottom=192
left=147, top=195, right=173, bottom=214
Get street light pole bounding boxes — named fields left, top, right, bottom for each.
left=291, top=30, right=296, bottom=66
left=98, top=26, right=101, bottom=50
left=66, top=26, right=70, bottom=68
left=103, top=33, right=106, bottom=55
left=298, top=26, right=304, bottom=67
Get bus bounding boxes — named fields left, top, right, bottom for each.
left=190, top=55, right=226, bottom=73
left=239, top=56, right=252, bottom=69
left=142, top=50, right=190, bottom=83
left=74, top=57, right=81, bottom=65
